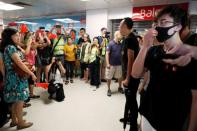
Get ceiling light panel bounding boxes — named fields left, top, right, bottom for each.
left=0, top=1, right=24, bottom=11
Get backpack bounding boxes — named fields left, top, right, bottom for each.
left=48, top=79, right=56, bottom=95
left=48, top=79, right=65, bottom=102
left=55, top=83, right=65, bottom=102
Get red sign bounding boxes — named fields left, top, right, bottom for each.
left=132, top=3, right=188, bottom=21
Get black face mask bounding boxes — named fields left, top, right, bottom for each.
left=155, top=25, right=177, bottom=42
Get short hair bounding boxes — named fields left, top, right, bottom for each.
left=136, top=35, right=142, bottom=40
left=114, top=31, right=121, bottom=39
left=101, top=27, right=107, bottom=32
left=123, top=17, right=133, bottom=29
left=155, top=5, right=188, bottom=29
left=80, top=28, right=86, bottom=31
left=70, top=29, right=76, bottom=34
left=93, top=37, right=99, bottom=41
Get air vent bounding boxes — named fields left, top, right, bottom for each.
left=12, top=2, right=32, bottom=7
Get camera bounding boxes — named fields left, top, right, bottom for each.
left=105, top=31, right=110, bottom=39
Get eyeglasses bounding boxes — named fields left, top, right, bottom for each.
left=154, top=20, right=177, bottom=27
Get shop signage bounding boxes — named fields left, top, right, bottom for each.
left=132, top=3, right=188, bottom=21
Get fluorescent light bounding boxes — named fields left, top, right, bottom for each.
left=80, top=0, right=90, bottom=1
left=53, top=18, right=80, bottom=23
left=0, top=1, right=24, bottom=11
left=15, top=21, right=38, bottom=25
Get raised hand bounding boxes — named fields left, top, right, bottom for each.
left=143, top=28, right=158, bottom=48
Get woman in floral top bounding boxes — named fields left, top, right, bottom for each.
left=1, top=28, right=36, bottom=130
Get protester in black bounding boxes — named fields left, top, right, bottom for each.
left=163, top=9, right=197, bottom=131
left=132, top=6, right=197, bottom=131
left=119, top=17, right=140, bottom=131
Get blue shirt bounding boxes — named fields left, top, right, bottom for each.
left=107, top=40, right=122, bottom=66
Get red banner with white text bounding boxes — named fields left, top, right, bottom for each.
left=132, top=3, right=189, bottom=21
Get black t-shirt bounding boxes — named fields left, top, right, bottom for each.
left=122, top=32, right=139, bottom=71
left=140, top=45, right=197, bottom=130
left=77, top=37, right=84, bottom=45
left=37, top=38, right=52, bottom=58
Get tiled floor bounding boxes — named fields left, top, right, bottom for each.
left=1, top=78, right=131, bottom=131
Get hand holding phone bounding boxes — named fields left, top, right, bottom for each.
left=163, top=54, right=179, bottom=59
left=56, top=25, right=61, bottom=28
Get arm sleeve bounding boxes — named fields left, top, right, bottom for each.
left=64, top=45, right=66, bottom=53
left=144, top=46, right=154, bottom=70
left=7, top=45, right=17, bottom=57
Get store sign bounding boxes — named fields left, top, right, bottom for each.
left=132, top=3, right=188, bottom=21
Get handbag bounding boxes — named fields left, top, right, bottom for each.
left=12, top=60, right=32, bottom=78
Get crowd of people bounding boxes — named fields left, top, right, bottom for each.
left=0, top=5, right=197, bottom=131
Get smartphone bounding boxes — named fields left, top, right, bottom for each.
left=56, top=25, right=61, bottom=28
left=163, top=54, right=179, bottom=59
left=39, top=27, right=45, bottom=30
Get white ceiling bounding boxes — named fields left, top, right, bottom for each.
left=131, top=0, right=188, bottom=7
left=1, top=0, right=189, bottom=20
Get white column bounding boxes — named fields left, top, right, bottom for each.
left=86, top=9, right=108, bottom=40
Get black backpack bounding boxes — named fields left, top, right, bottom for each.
left=55, top=83, right=65, bottom=102
left=48, top=79, right=56, bottom=95
left=48, top=80, right=65, bottom=102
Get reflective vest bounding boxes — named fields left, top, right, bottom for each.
left=53, top=36, right=66, bottom=55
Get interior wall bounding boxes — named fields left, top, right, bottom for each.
left=86, top=9, right=108, bottom=40
left=108, top=6, right=132, bottom=20
left=86, top=6, right=133, bottom=39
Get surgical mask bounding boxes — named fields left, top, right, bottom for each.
left=155, top=25, right=177, bottom=42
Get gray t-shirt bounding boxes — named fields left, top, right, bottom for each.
left=107, top=40, right=122, bottom=66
